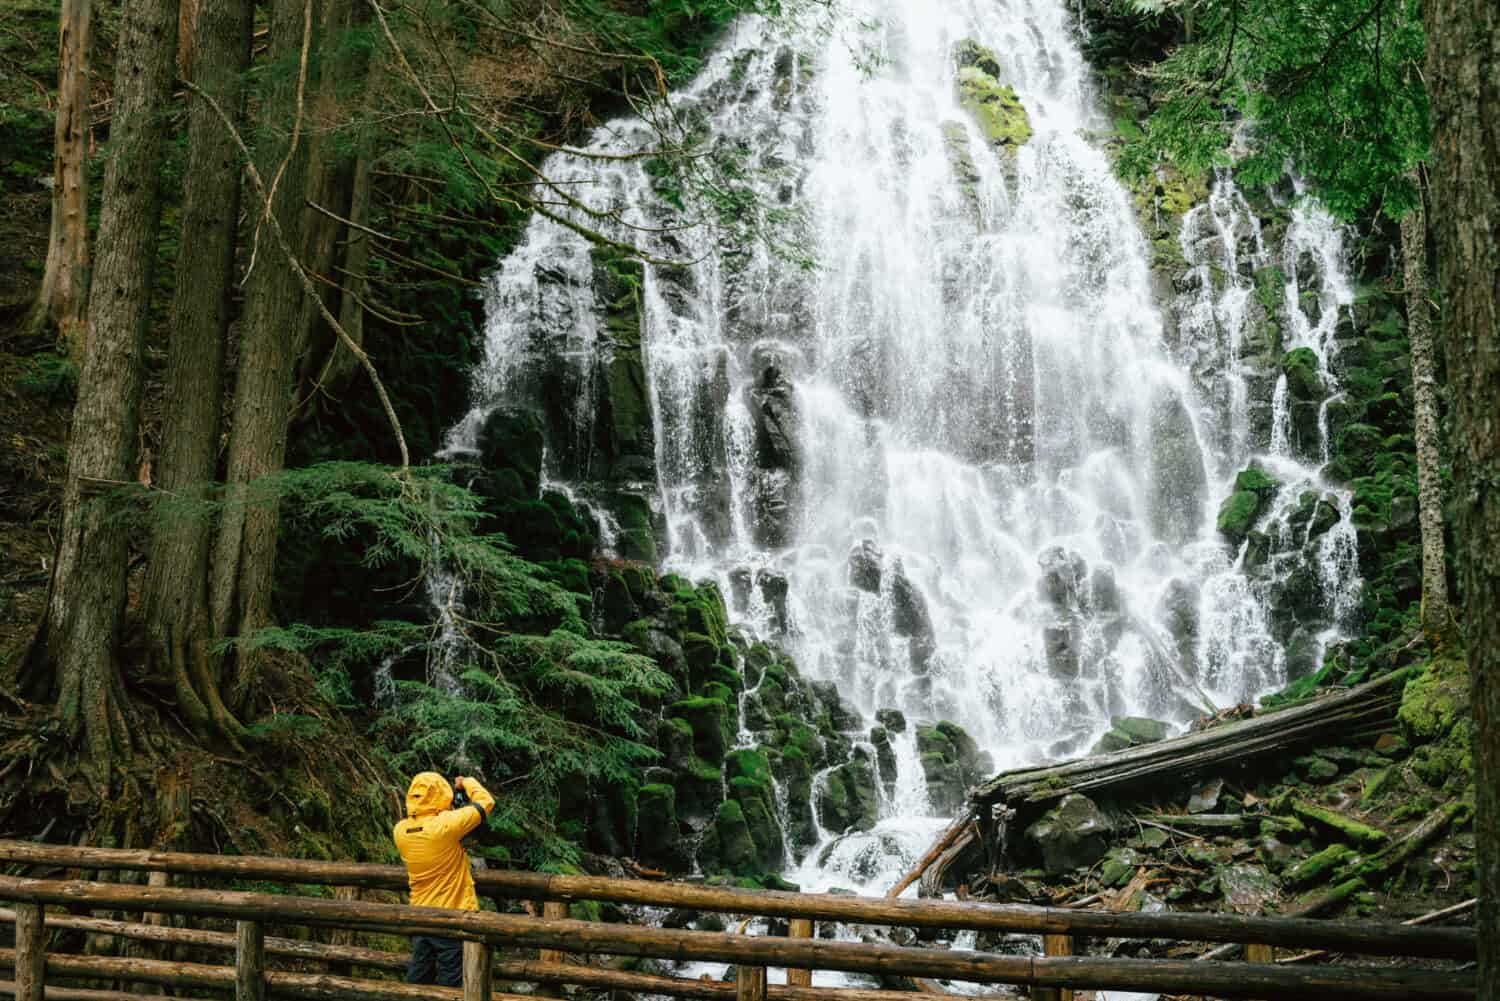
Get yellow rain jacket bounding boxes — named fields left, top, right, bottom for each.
left=393, top=772, right=495, bottom=911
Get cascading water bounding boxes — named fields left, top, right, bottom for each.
left=443, top=0, right=1362, bottom=905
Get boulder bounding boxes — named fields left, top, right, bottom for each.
left=1156, top=577, right=1200, bottom=670
left=636, top=784, right=690, bottom=871
left=1037, top=547, right=1087, bottom=607
left=1218, top=863, right=1281, bottom=915
left=818, top=757, right=879, bottom=833
left=757, top=570, right=790, bottom=632
left=1148, top=389, right=1208, bottom=545
left=876, top=708, right=907, bottom=733
left=1217, top=466, right=1281, bottom=545
left=1043, top=623, right=1080, bottom=679
left=1280, top=347, right=1327, bottom=461
left=870, top=726, right=898, bottom=795
left=848, top=539, right=883, bottom=593
left=956, top=65, right=1031, bottom=148
left=1025, top=794, right=1115, bottom=873
left=668, top=695, right=734, bottom=766
left=889, top=560, right=933, bottom=638
left=952, top=37, right=1002, bottom=77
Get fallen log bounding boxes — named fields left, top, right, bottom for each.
left=957, top=669, right=1411, bottom=878
left=1278, top=898, right=1479, bottom=965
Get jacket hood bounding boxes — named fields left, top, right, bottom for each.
left=405, top=772, right=454, bottom=818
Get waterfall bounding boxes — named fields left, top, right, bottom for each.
left=445, top=0, right=1362, bottom=896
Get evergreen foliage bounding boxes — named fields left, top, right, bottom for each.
left=1118, top=0, right=1428, bottom=219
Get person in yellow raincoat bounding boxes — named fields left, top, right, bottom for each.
left=393, top=772, right=496, bottom=986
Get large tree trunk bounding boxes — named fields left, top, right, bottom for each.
left=208, top=0, right=315, bottom=707
left=1400, top=173, right=1450, bottom=647
left=25, top=0, right=180, bottom=787
left=22, top=0, right=92, bottom=358
left=1422, top=1, right=1500, bottom=996
left=142, top=0, right=254, bottom=745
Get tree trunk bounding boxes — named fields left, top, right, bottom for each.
left=25, top=0, right=180, bottom=785
left=208, top=0, right=315, bottom=706
left=1400, top=173, right=1450, bottom=647
left=1421, top=1, right=1500, bottom=997
left=143, top=0, right=254, bottom=745
left=22, top=0, right=92, bottom=358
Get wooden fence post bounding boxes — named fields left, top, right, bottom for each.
left=330, top=888, right=360, bottom=975
left=1035, top=934, right=1073, bottom=1001
left=463, top=940, right=492, bottom=1001
left=785, top=918, right=813, bottom=987
left=736, top=963, right=766, bottom=1001
left=14, top=902, right=44, bottom=1001
left=235, top=920, right=264, bottom=1001
left=1245, top=942, right=1274, bottom=1001
left=538, top=901, right=569, bottom=963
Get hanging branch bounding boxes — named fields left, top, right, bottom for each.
left=184, top=80, right=411, bottom=472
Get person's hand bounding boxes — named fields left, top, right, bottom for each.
left=453, top=775, right=468, bottom=792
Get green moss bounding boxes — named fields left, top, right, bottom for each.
left=956, top=66, right=1032, bottom=147
left=725, top=747, right=773, bottom=785
left=1290, top=798, right=1388, bottom=848
left=1217, top=490, right=1264, bottom=544
left=1284, top=844, right=1356, bottom=887
left=1397, top=654, right=1470, bottom=741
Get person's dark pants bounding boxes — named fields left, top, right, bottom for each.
left=407, top=934, right=463, bottom=987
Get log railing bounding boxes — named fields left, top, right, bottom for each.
left=0, top=841, right=1477, bottom=1001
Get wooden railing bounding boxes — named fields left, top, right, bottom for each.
left=0, top=841, right=1477, bottom=1001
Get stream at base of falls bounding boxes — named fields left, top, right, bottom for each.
left=440, top=0, right=1363, bottom=973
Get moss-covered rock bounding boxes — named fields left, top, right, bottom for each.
left=1217, top=465, right=1282, bottom=545
left=818, top=756, right=879, bottom=834
left=669, top=695, right=734, bottom=766
left=699, top=800, right=757, bottom=875
left=956, top=66, right=1032, bottom=149
left=636, top=783, right=690, bottom=870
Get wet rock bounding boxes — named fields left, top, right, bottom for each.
left=475, top=407, right=545, bottom=500
left=953, top=37, right=1003, bottom=77
left=1043, top=624, right=1080, bottom=679
left=956, top=65, right=1032, bottom=149
left=636, top=784, right=691, bottom=871
left=889, top=560, right=933, bottom=638
left=1156, top=577, right=1201, bottom=670
left=1037, top=547, right=1087, bottom=607
left=1186, top=777, right=1222, bottom=814
left=916, top=721, right=984, bottom=814
left=848, top=538, right=883, bottom=593
left=1216, top=465, right=1281, bottom=545
left=1219, top=863, right=1281, bottom=915
left=870, top=726, right=898, bottom=795
left=728, top=566, right=753, bottom=611
left=1113, top=716, right=1171, bottom=743
left=1148, top=388, right=1208, bottom=545
left=818, top=757, right=880, bottom=833
left=1091, top=566, right=1120, bottom=613
left=1281, top=347, right=1327, bottom=462
left=668, top=695, right=734, bottom=766
left=1284, top=626, right=1323, bottom=681
left=1025, top=793, right=1115, bottom=874
left=756, top=569, right=790, bottom=633
left=1295, top=754, right=1340, bottom=783
left=876, top=708, right=907, bottom=733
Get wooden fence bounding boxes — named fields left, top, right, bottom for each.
left=0, top=840, right=1477, bottom=1001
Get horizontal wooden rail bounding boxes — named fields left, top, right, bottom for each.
left=0, top=982, right=214, bottom=1001
left=0, top=908, right=918, bottom=1001
left=0, top=843, right=1475, bottom=959
left=0, top=943, right=1473, bottom=1001
left=0, top=878, right=1473, bottom=1001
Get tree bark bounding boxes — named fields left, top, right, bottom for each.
left=143, top=0, right=254, bottom=745
left=24, top=0, right=180, bottom=784
left=22, top=0, right=92, bottom=358
left=1400, top=174, right=1450, bottom=647
left=1421, top=0, right=1500, bottom=996
left=208, top=0, right=315, bottom=701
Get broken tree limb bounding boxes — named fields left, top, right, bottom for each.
left=1200, top=800, right=1462, bottom=961
left=887, top=818, right=971, bottom=898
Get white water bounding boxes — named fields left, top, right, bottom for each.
left=444, top=0, right=1362, bottom=919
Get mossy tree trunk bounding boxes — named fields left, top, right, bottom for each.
left=23, top=0, right=92, bottom=359
left=143, top=0, right=254, bottom=746
left=1422, top=0, right=1500, bottom=995
left=209, top=0, right=318, bottom=709
left=24, top=0, right=180, bottom=788
left=1400, top=172, right=1450, bottom=647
